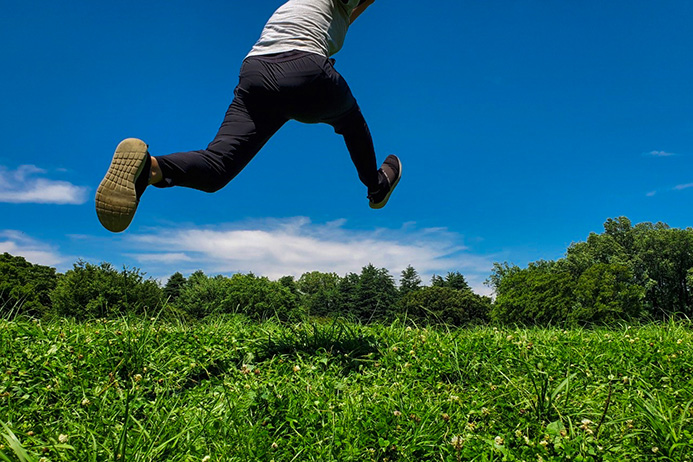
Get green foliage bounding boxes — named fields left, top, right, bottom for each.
left=176, top=271, right=302, bottom=321
left=492, top=217, right=693, bottom=324
left=398, top=265, right=421, bottom=298
left=341, top=264, right=397, bottom=322
left=432, top=271, right=472, bottom=293
left=297, top=271, right=341, bottom=317
left=573, top=263, right=644, bottom=325
left=491, top=261, right=576, bottom=325
left=0, top=253, right=57, bottom=318
left=225, top=273, right=302, bottom=321
left=50, top=261, right=162, bottom=320
left=176, top=271, right=229, bottom=319
left=399, top=286, right=490, bottom=326
left=163, top=272, right=187, bottom=303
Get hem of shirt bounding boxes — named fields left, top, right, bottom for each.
left=246, top=46, right=329, bottom=60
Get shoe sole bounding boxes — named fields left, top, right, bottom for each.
left=95, top=138, right=148, bottom=233
left=369, top=156, right=402, bottom=209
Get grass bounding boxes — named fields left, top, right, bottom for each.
left=1, top=316, right=692, bottom=461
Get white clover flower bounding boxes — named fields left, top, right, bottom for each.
left=292, top=365, right=301, bottom=372
left=202, top=456, right=211, bottom=462
left=81, top=398, right=91, bottom=406
left=580, top=419, right=592, bottom=430
left=494, top=436, right=504, bottom=445
left=58, top=434, right=69, bottom=443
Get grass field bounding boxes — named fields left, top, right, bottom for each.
left=1, top=317, right=692, bottom=461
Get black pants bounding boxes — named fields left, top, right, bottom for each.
left=154, top=51, right=380, bottom=193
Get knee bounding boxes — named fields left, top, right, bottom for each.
left=331, top=105, right=365, bottom=136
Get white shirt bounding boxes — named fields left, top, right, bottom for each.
left=246, top=0, right=361, bottom=58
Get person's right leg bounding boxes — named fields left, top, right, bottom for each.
left=153, top=78, right=287, bottom=193
left=96, top=58, right=287, bottom=232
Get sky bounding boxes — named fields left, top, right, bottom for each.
left=1, top=1, right=692, bottom=295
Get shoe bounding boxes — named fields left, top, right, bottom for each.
left=95, top=138, right=151, bottom=233
left=368, top=154, right=402, bottom=209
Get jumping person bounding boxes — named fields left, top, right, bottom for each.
left=96, top=0, right=402, bottom=233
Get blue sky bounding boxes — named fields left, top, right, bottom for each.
left=1, top=1, right=692, bottom=294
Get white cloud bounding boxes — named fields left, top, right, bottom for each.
left=674, top=183, right=693, bottom=191
left=0, top=230, right=65, bottom=267
left=647, top=150, right=676, bottom=157
left=646, top=191, right=657, bottom=197
left=124, top=252, right=194, bottom=264
left=0, top=165, right=88, bottom=204
left=128, top=217, right=496, bottom=295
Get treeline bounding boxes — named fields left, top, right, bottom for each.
left=489, top=216, right=693, bottom=324
left=2, top=217, right=693, bottom=326
left=0, top=256, right=490, bottom=326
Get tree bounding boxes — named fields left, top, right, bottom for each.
left=176, top=272, right=302, bottom=321
left=176, top=271, right=228, bottom=319
left=431, top=272, right=472, bottom=293
left=398, top=265, right=421, bottom=298
left=444, top=272, right=472, bottom=293
left=634, top=225, right=693, bottom=318
left=337, top=265, right=397, bottom=322
left=572, top=263, right=644, bottom=325
left=337, top=272, right=360, bottom=317
left=297, top=271, right=341, bottom=317
left=224, top=273, right=302, bottom=321
left=163, top=272, right=187, bottom=303
left=399, top=286, right=491, bottom=326
left=51, top=261, right=162, bottom=319
left=490, top=261, right=576, bottom=326
left=352, top=264, right=398, bottom=322
left=0, top=253, right=57, bottom=318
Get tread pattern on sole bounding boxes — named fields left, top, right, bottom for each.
left=95, top=138, right=148, bottom=233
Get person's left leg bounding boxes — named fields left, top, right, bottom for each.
left=297, top=57, right=401, bottom=208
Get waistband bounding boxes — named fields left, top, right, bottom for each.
left=246, top=50, right=323, bottom=63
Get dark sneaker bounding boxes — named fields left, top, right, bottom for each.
left=368, top=155, right=402, bottom=209
left=95, top=138, right=151, bottom=233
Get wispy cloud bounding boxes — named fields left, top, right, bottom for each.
left=646, top=150, right=676, bottom=157
left=0, top=230, right=66, bottom=267
left=646, top=191, right=657, bottom=197
left=127, top=217, right=496, bottom=295
left=674, top=183, right=693, bottom=191
left=0, top=165, right=88, bottom=204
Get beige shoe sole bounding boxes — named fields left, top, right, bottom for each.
left=95, top=138, right=148, bottom=233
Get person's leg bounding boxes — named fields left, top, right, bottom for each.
left=296, top=56, right=400, bottom=207
left=280, top=55, right=380, bottom=192
left=331, top=105, right=381, bottom=192
left=153, top=75, right=287, bottom=193
left=96, top=58, right=287, bottom=233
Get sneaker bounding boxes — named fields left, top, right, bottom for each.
left=368, top=154, right=402, bottom=209
left=95, top=138, right=151, bottom=233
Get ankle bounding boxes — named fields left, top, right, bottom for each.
left=149, top=156, right=163, bottom=184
